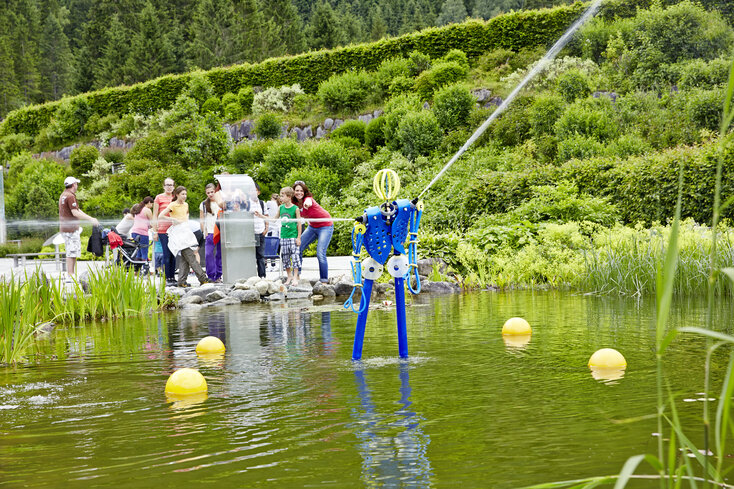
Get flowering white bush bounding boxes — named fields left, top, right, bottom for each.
left=501, top=56, right=601, bottom=90
left=252, top=84, right=304, bottom=114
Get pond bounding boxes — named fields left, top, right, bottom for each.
left=1, top=291, right=732, bottom=488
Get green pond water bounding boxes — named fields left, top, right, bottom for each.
left=1, top=291, right=733, bottom=488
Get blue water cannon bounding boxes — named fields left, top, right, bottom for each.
left=344, top=169, right=424, bottom=360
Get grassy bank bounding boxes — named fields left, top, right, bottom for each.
left=0, top=267, right=165, bottom=364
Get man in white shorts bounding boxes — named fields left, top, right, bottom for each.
left=59, top=176, right=98, bottom=277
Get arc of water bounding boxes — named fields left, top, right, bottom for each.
left=418, top=0, right=604, bottom=199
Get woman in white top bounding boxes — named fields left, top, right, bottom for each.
left=200, top=183, right=222, bottom=282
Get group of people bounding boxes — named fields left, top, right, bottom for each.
left=58, top=176, right=334, bottom=286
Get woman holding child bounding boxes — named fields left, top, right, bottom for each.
left=157, top=186, right=209, bottom=287
left=293, top=180, right=333, bottom=283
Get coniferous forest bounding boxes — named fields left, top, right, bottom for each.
left=2, top=0, right=731, bottom=119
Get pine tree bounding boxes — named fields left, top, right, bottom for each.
left=263, top=0, right=306, bottom=56
left=0, top=30, right=20, bottom=116
left=436, top=0, right=468, bottom=26
left=94, top=14, right=130, bottom=88
left=74, top=0, right=116, bottom=92
left=400, top=0, right=430, bottom=34
left=309, top=1, right=343, bottom=50
left=12, top=0, right=42, bottom=104
left=232, top=0, right=270, bottom=63
left=124, top=1, right=175, bottom=83
left=39, top=3, right=74, bottom=99
left=368, top=5, right=388, bottom=41
left=188, top=0, right=236, bottom=70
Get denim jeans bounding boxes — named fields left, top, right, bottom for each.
left=299, top=224, right=333, bottom=282
left=158, top=233, right=176, bottom=281
left=255, top=233, right=266, bottom=278
left=131, top=233, right=149, bottom=260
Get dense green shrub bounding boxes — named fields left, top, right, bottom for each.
left=478, top=48, right=515, bottom=73
left=283, top=165, right=341, bottom=199
left=318, top=71, right=374, bottom=112
left=396, top=110, right=442, bottom=160
left=252, top=84, right=304, bottom=114
left=556, top=70, right=591, bottom=102
left=237, top=86, right=255, bottom=113
left=556, top=135, right=606, bottom=162
left=330, top=120, right=366, bottom=143
left=388, top=76, right=414, bottom=96
left=407, top=50, right=432, bottom=77
left=185, top=73, right=214, bottom=107
left=5, top=156, right=66, bottom=219
left=0, top=134, right=32, bottom=163
left=201, top=96, right=222, bottom=115
left=254, top=113, right=282, bottom=140
left=382, top=94, right=423, bottom=149
left=259, top=139, right=306, bottom=188
left=555, top=99, right=619, bottom=141
left=432, top=83, right=474, bottom=132
left=374, top=58, right=411, bottom=95
left=605, top=134, right=652, bottom=159
left=528, top=94, right=566, bottom=137
left=674, top=58, right=730, bottom=90
left=224, top=102, right=244, bottom=122
left=83, top=113, right=118, bottom=136
left=414, top=61, right=468, bottom=100
left=228, top=140, right=273, bottom=173
left=490, top=96, right=532, bottom=147
left=440, top=49, right=469, bottom=68
left=365, top=117, right=386, bottom=152
left=70, top=145, right=99, bottom=179
left=222, top=93, right=238, bottom=107
left=686, top=88, right=724, bottom=132
left=306, top=140, right=355, bottom=178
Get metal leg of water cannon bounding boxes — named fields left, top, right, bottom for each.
left=352, top=278, right=374, bottom=360
left=395, top=277, right=408, bottom=358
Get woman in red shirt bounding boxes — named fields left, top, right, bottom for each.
left=293, top=181, right=333, bottom=283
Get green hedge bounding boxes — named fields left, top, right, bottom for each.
left=464, top=139, right=734, bottom=226
left=0, top=2, right=587, bottom=139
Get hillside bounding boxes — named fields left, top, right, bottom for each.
left=3, top=0, right=734, bottom=294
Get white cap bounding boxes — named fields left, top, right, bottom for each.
left=64, top=176, right=80, bottom=187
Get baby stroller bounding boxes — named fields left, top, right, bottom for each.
left=103, top=229, right=150, bottom=275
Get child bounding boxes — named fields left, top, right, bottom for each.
left=199, top=183, right=222, bottom=282
left=153, top=238, right=164, bottom=276
left=157, top=186, right=209, bottom=287
left=256, top=187, right=301, bottom=285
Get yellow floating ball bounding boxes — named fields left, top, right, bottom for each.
left=588, top=348, right=627, bottom=369
left=502, top=317, right=532, bottom=335
left=196, top=336, right=225, bottom=355
left=165, top=368, right=208, bottom=396
left=503, top=334, right=531, bottom=350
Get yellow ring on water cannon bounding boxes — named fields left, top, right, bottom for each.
left=196, top=336, right=226, bottom=354
left=354, top=223, right=366, bottom=235
left=502, top=317, right=532, bottom=335
left=416, top=201, right=425, bottom=211
left=165, top=368, right=208, bottom=396
left=373, top=169, right=400, bottom=201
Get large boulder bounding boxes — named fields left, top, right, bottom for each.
left=184, top=285, right=220, bottom=300
left=286, top=291, right=312, bottom=300
left=421, top=281, right=461, bottom=294
left=211, top=297, right=241, bottom=307
left=205, top=290, right=228, bottom=302
left=230, top=289, right=261, bottom=303
left=333, top=281, right=355, bottom=297
left=312, top=282, right=336, bottom=297
left=179, top=295, right=203, bottom=306
left=255, top=280, right=270, bottom=295
left=417, top=257, right=448, bottom=277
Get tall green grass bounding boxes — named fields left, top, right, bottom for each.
left=0, top=266, right=164, bottom=364
left=523, top=57, right=734, bottom=489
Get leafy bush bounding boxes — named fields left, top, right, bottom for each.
left=432, top=83, right=474, bottom=132
left=605, top=134, right=652, bottom=159
left=396, top=110, right=442, bottom=160
left=490, top=96, right=533, bottom=147
left=365, top=117, right=386, bottom=152
left=557, top=135, right=606, bottom=162
left=382, top=94, right=422, bottom=149
left=224, top=102, right=244, bottom=122
left=259, top=139, right=306, bottom=188
left=252, top=84, right=304, bottom=114
left=0, top=134, right=32, bottom=163
left=414, top=61, right=468, bottom=100
left=222, top=93, right=238, bottom=107
left=556, top=70, right=591, bottom=102
left=407, top=50, right=432, bottom=77
left=238, top=86, right=254, bottom=113
left=555, top=99, right=619, bottom=141
left=528, top=94, right=566, bottom=137
left=330, top=120, right=366, bottom=143
left=374, top=57, right=411, bottom=95
left=283, top=165, right=341, bottom=199
left=305, top=140, right=355, bottom=180
left=674, top=58, right=730, bottom=90
left=502, top=56, right=600, bottom=92
left=254, top=113, right=282, bottom=139
left=318, top=71, right=373, bottom=112
left=201, top=97, right=222, bottom=115
left=478, top=48, right=515, bottom=72
left=185, top=73, right=214, bottom=107
left=440, top=49, right=469, bottom=68
left=70, top=145, right=99, bottom=179
left=229, top=140, right=273, bottom=173
left=388, top=76, right=414, bottom=96
left=83, top=113, right=118, bottom=136
left=5, top=157, right=66, bottom=219
left=686, top=88, right=724, bottom=132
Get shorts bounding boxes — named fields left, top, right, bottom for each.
left=61, top=229, right=82, bottom=258
left=280, top=238, right=301, bottom=269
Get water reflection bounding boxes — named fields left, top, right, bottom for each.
left=503, top=334, right=532, bottom=350
left=352, top=365, right=433, bottom=488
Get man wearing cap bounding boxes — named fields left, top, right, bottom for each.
left=59, top=177, right=99, bottom=277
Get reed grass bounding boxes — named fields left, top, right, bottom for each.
left=522, top=55, right=734, bottom=489
left=0, top=266, right=163, bottom=364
